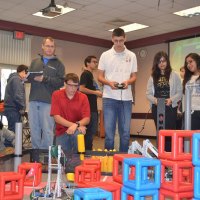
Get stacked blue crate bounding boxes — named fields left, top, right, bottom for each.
left=192, top=133, right=200, bottom=200
left=74, top=188, right=112, bottom=200
left=121, top=157, right=161, bottom=200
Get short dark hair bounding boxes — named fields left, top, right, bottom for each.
left=112, top=28, right=125, bottom=37
left=84, top=55, right=97, bottom=67
left=64, top=73, right=79, bottom=84
left=17, top=65, right=28, bottom=73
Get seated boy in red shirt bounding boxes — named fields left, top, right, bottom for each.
left=51, top=73, right=90, bottom=152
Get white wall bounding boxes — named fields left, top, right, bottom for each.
left=31, top=36, right=107, bottom=75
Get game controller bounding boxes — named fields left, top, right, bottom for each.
left=114, top=83, right=125, bottom=89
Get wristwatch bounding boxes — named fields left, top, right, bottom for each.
left=75, top=121, right=80, bottom=127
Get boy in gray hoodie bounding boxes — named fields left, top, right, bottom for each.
left=4, top=64, right=28, bottom=147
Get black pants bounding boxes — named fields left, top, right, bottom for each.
left=191, top=111, right=200, bottom=130
left=182, top=110, right=200, bottom=130
left=176, top=113, right=183, bottom=130
left=152, top=104, right=177, bottom=151
left=84, top=112, right=98, bottom=150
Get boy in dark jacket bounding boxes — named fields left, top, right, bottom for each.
left=4, top=64, right=28, bottom=146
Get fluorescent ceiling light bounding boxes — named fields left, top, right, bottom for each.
left=174, top=6, right=200, bottom=17
left=33, top=5, right=75, bottom=19
left=109, top=23, right=149, bottom=32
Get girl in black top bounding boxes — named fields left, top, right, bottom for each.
left=146, top=51, right=182, bottom=151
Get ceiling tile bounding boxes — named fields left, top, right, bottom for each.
left=0, top=0, right=199, bottom=42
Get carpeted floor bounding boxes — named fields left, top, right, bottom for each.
left=93, top=135, right=156, bottom=151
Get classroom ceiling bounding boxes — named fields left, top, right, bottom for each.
left=0, top=0, right=200, bottom=42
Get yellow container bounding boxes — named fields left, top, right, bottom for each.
left=102, top=156, right=108, bottom=172
left=80, top=153, right=85, bottom=161
left=66, top=173, right=75, bottom=182
left=107, top=156, right=113, bottom=173
left=77, top=134, right=85, bottom=153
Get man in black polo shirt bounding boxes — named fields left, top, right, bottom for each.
left=80, top=56, right=102, bottom=150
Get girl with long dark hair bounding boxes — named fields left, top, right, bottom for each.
left=146, top=51, right=182, bottom=151
left=183, top=53, right=200, bottom=130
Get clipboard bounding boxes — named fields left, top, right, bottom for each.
left=26, top=71, right=43, bottom=79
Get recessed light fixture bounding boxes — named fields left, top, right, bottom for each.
left=174, top=6, right=200, bottom=18
left=109, top=23, right=149, bottom=33
left=33, top=5, right=75, bottom=19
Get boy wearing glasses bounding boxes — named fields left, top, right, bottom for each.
left=80, top=56, right=102, bottom=150
left=50, top=73, right=90, bottom=152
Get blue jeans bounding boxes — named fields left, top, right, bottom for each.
left=103, top=98, right=132, bottom=152
left=84, top=112, right=98, bottom=150
left=4, top=109, right=21, bottom=132
left=56, top=130, right=79, bottom=153
left=4, top=109, right=21, bottom=147
left=28, top=101, right=54, bottom=149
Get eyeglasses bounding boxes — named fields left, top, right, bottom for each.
left=66, top=83, right=79, bottom=88
left=43, top=45, right=55, bottom=49
left=186, top=60, right=193, bottom=66
left=159, top=59, right=166, bottom=64
left=91, top=61, right=98, bottom=64
left=113, top=39, right=125, bottom=44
